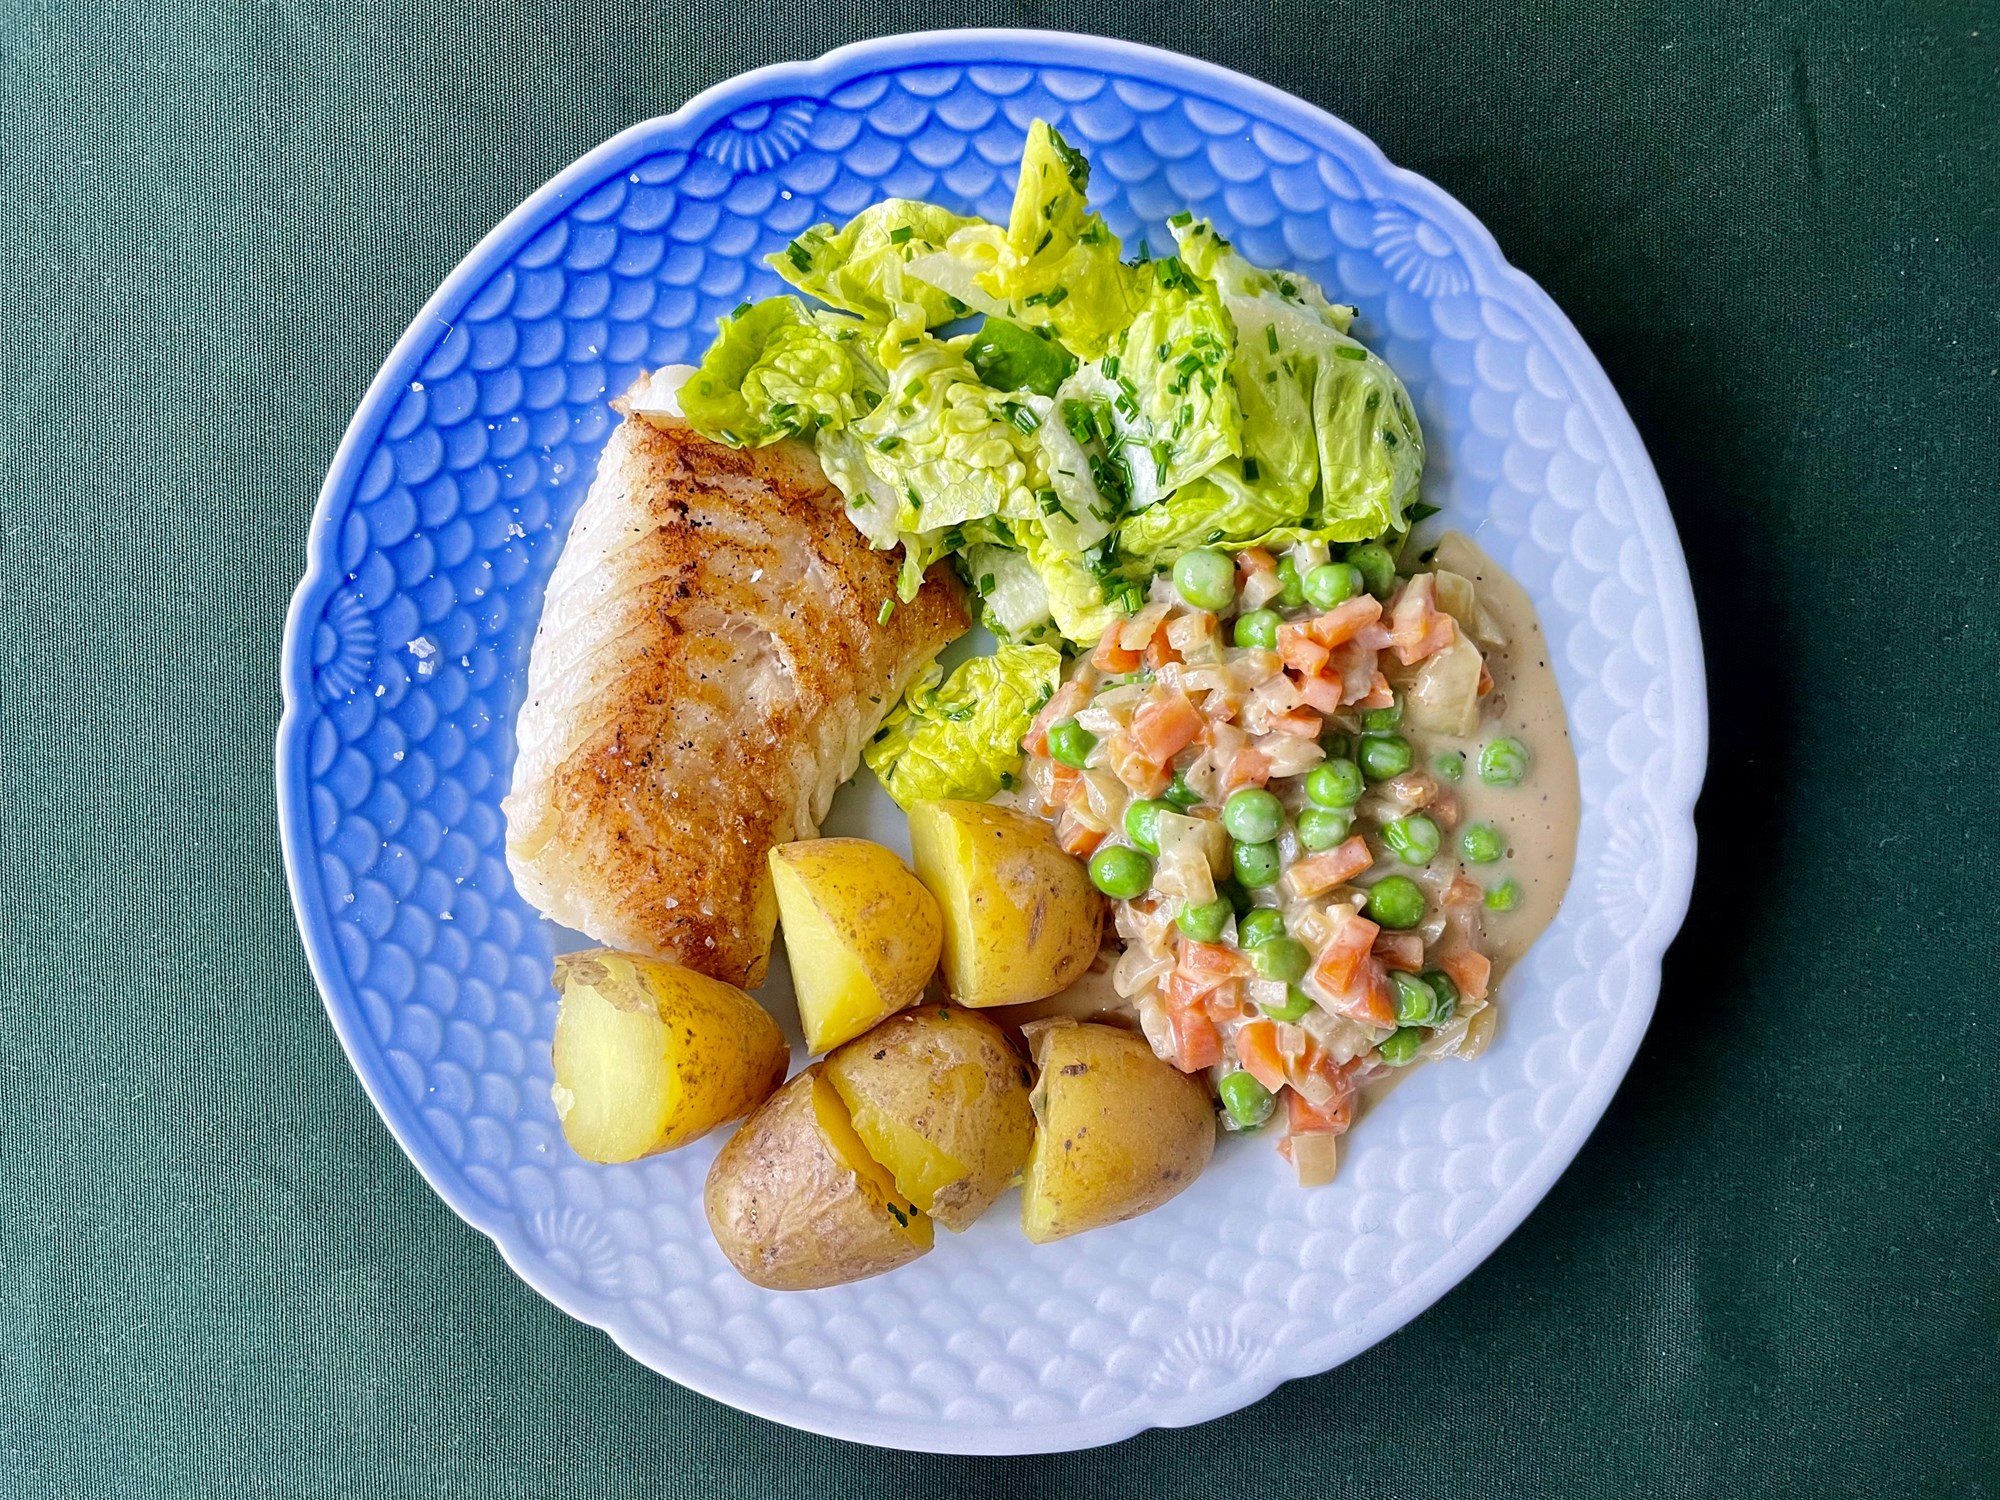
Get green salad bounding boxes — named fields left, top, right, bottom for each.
left=679, top=121, right=1426, bottom=657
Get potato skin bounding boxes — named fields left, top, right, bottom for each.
left=704, top=1066, right=933, bottom=1290
left=769, top=838, right=943, bottom=1054
left=908, top=800, right=1101, bottom=1008
left=550, top=949, right=787, bottom=1164
left=1019, top=1019, right=1216, bottom=1244
left=824, top=1007, right=1035, bottom=1232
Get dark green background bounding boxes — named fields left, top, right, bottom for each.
left=3, top=1, right=1995, bottom=1494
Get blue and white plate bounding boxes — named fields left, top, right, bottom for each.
left=277, top=30, right=1705, bottom=1453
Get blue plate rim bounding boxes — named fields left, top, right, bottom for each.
left=277, top=27, right=1708, bottom=1453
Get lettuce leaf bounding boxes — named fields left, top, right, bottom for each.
left=862, top=644, right=1063, bottom=807
left=1020, top=522, right=1132, bottom=646
left=677, top=297, right=884, bottom=447
left=772, top=201, right=984, bottom=355
left=1094, top=256, right=1241, bottom=508
left=910, top=122, right=1137, bottom=360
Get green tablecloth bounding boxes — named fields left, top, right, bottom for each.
left=4, top=3, right=1994, bottom=1494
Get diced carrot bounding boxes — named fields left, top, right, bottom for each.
left=1235, top=546, right=1277, bottom=581
left=1106, top=731, right=1171, bottom=798
left=1055, top=807, right=1106, bottom=858
left=1306, top=595, right=1384, bottom=647
left=1145, top=631, right=1183, bottom=669
left=1025, top=679, right=1088, bottom=756
left=1296, top=672, right=1344, bottom=713
left=1324, top=957, right=1397, bottom=1028
left=1219, top=745, right=1271, bottom=794
left=1412, top=614, right=1457, bottom=662
left=1267, top=708, right=1322, bottom=739
left=1049, top=761, right=1082, bottom=802
left=1092, top=634, right=1143, bottom=673
left=1203, top=979, right=1249, bottom=1023
left=1179, top=939, right=1254, bottom=978
left=1372, top=930, right=1425, bottom=972
left=1236, top=1019, right=1289, bottom=1093
left=1168, top=969, right=1213, bottom=1009
left=1478, top=661, right=1494, bottom=696
left=1440, top=949, right=1492, bottom=1002
left=1354, top=672, right=1395, bottom=710
left=1444, top=871, right=1484, bottom=910
left=1287, top=1083, right=1354, bottom=1135
left=1309, top=908, right=1381, bottom=994
left=1170, top=1008, right=1222, bottom=1072
left=1277, top=621, right=1333, bottom=677
left=1130, top=689, right=1203, bottom=763
left=1285, top=835, right=1374, bottom=899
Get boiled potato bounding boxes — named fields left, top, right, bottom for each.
left=769, top=838, right=943, bottom=1054
left=1019, top=1019, right=1216, bottom=1244
left=550, top=949, right=787, bottom=1164
left=823, top=1007, right=1034, bottom=1232
left=704, top=1065, right=933, bottom=1290
left=907, top=799, right=1101, bottom=1008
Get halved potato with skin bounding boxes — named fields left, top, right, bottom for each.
left=549, top=949, right=787, bottom=1164
left=823, top=1007, right=1034, bottom=1232
left=769, top=838, right=943, bottom=1054
left=1019, top=1019, right=1216, bottom=1244
left=704, top=1065, right=933, bottom=1290
left=907, top=800, right=1101, bottom=1008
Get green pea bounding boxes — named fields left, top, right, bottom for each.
left=1485, top=877, right=1523, bottom=912
left=1047, top=719, right=1096, bottom=769
left=1088, top=844, right=1153, bottom=899
left=1172, top=547, right=1236, bottom=611
left=1365, top=875, right=1425, bottom=930
left=1274, top=555, right=1305, bottom=609
left=1123, top=798, right=1174, bottom=855
left=1163, top=771, right=1202, bottom=809
left=1358, top=732, right=1414, bottom=780
left=1362, top=695, right=1402, bottom=732
left=1460, top=823, right=1504, bottom=864
left=1232, top=839, right=1283, bottom=888
left=1260, top=985, right=1316, bottom=1022
left=1377, top=1026, right=1425, bottom=1066
left=1389, top=970, right=1440, bottom=1026
left=1237, top=907, right=1288, bottom=947
left=1176, top=897, right=1232, bottom=943
left=1248, top=936, right=1311, bottom=983
left=1421, top=970, right=1460, bottom=1025
left=1320, top=730, right=1353, bottom=761
left=1216, top=877, right=1254, bottom=916
left=1296, top=807, right=1353, bottom=851
left=1306, top=758, right=1365, bottom=808
left=1434, top=751, right=1465, bottom=782
left=1479, top=737, right=1531, bottom=787
left=1218, top=1070, right=1275, bottom=1129
left=1382, top=814, right=1441, bottom=866
left=1222, top=787, right=1284, bottom=843
left=1232, top=609, right=1282, bottom=650
left=1303, top=562, right=1362, bottom=611
left=1347, top=542, right=1396, bottom=597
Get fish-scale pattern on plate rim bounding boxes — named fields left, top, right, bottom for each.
left=276, top=30, right=1706, bottom=1454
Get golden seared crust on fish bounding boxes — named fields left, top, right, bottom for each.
left=503, top=378, right=968, bottom=988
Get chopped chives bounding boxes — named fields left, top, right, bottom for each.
left=1044, top=285, right=1069, bottom=306
left=731, top=300, right=751, bottom=319
left=1335, top=345, right=1368, bottom=361
left=978, top=573, right=996, bottom=592
left=1168, top=210, right=1192, bottom=227
left=1006, top=402, right=1041, bottom=434
left=1266, top=326, right=1280, bottom=354
left=1243, top=457, right=1260, bottom=481
left=888, top=225, right=914, bottom=244
left=877, top=599, right=896, bottom=624
left=786, top=242, right=812, bottom=271
left=875, top=435, right=902, bottom=452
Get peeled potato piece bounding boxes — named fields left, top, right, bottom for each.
left=549, top=949, right=787, bottom=1164
left=1019, top=1019, right=1216, bottom=1244
left=823, top=1007, right=1034, bottom=1232
left=704, top=1065, right=933, bottom=1290
left=769, top=838, right=943, bottom=1054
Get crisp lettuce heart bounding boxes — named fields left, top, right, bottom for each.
left=862, top=644, right=1063, bottom=807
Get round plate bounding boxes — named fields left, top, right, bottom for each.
left=277, top=30, right=1705, bottom=1453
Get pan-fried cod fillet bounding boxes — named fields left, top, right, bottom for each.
left=504, top=372, right=968, bottom=989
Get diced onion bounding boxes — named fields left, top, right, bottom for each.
left=1292, top=1131, right=1340, bottom=1187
